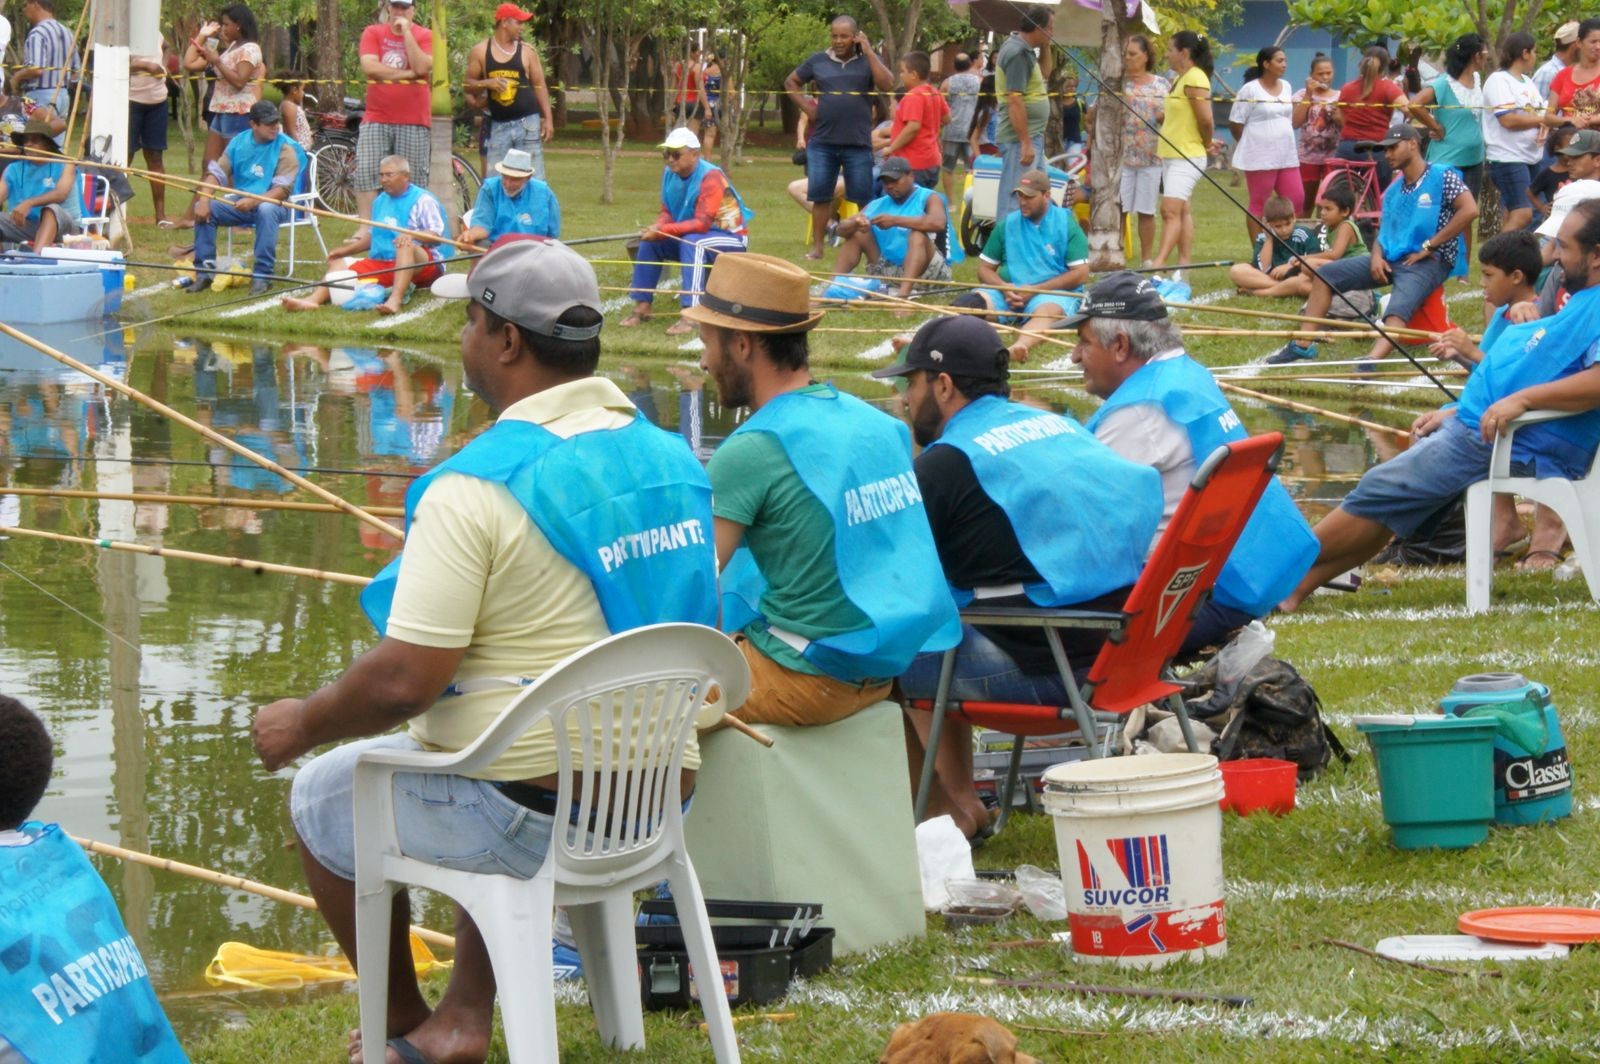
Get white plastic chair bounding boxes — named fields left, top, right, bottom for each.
left=1465, top=409, right=1600, bottom=612
left=78, top=173, right=113, bottom=238
left=352, top=623, right=751, bottom=1063
left=224, top=153, right=327, bottom=272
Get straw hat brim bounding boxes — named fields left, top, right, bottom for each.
left=680, top=300, right=824, bottom=334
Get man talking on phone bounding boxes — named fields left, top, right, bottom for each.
left=785, top=16, right=894, bottom=261
left=355, top=0, right=434, bottom=222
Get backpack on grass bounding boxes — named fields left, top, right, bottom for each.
left=1182, top=655, right=1349, bottom=780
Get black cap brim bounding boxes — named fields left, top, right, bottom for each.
left=869, top=360, right=918, bottom=379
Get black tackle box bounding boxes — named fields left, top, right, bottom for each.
left=634, top=899, right=833, bottom=1009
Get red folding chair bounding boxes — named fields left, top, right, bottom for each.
left=911, top=433, right=1290, bottom=831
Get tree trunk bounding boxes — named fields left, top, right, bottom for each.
left=717, top=33, right=749, bottom=169
left=312, top=0, right=343, bottom=103
left=1086, top=0, right=1127, bottom=270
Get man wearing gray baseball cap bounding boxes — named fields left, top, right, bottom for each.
left=256, top=234, right=719, bottom=1064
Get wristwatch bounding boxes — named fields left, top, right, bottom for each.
left=1421, top=239, right=1434, bottom=253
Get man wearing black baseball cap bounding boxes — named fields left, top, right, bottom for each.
left=1071, top=271, right=1317, bottom=646
left=874, top=314, right=1163, bottom=840
left=190, top=99, right=305, bottom=294
left=257, top=235, right=719, bottom=1064
left=827, top=154, right=952, bottom=301
left=1266, top=122, right=1478, bottom=365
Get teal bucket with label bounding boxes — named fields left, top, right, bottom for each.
left=1355, top=715, right=1499, bottom=850
left=1440, top=673, right=1573, bottom=826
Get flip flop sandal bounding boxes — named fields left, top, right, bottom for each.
left=617, top=314, right=651, bottom=328
left=1517, top=549, right=1566, bottom=571
left=665, top=320, right=695, bottom=336
left=1495, top=535, right=1531, bottom=561
left=385, top=1036, right=439, bottom=1064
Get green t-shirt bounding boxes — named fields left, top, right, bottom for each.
left=707, top=384, right=871, bottom=675
left=1252, top=224, right=1316, bottom=270
left=994, top=33, right=1048, bottom=144
left=1318, top=218, right=1366, bottom=259
left=979, top=205, right=1089, bottom=283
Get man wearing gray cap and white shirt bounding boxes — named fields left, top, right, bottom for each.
left=253, top=237, right=717, bottom=1064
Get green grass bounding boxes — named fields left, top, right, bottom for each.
left=171, top=139, right=1594, bottom=1063
left=189, top=566, right=1600, bottom=1062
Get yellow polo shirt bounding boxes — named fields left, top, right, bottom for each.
left=386, top=376, right=702, bottom=779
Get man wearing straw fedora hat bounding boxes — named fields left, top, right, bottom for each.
left=459, top=146, right=560, bottom=249
left=0, top=114, right=82, bottom=249
left=685, top=252, right=960, bottom=725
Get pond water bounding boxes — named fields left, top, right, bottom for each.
left=0, top=327, right=1391, bottom=1036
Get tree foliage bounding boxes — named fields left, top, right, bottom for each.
left=1285, top=0, right=1568, bottom=52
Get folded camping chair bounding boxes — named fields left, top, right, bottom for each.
left=910, top=433, right=1289, bottom=832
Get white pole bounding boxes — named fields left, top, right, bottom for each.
left=89, top=0, right=133, bottom=167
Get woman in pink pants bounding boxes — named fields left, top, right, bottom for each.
left=1229, top=46, right=1302, bottom=245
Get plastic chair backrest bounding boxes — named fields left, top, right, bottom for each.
left=1083, top=432, right=1285, bottom=714
left=444, top=624, right=750, bottom=884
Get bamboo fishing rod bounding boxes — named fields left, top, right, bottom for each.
left=0, top=149, right=477, bottom=253
left=71, top=835, right=456, bottom=949
left=1, top=486, right=405, bottom=517
left=1167, top=299, right=1441, bottom=341
left=0, top=523, right=773, bottom=744
left=0, top=321, right=405, bottom=541
left=0, top=525, right=374, bottom=583
left=1217, top=381, right=1413, bottom=438
left=1216, top=369, right=1468, bottom=382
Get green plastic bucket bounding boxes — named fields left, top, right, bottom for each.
left=1354, top=715, right=1500, bottom=850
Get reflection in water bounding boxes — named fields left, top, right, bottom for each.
left=0, top=331, right=1398, bottom=1037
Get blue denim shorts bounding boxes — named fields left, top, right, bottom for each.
left=210, top=112, right=251, bottom=137
left=1488, top=160, right=1535, bottom=212
left=1313, top=253, right=1450, bottom=325
left=289, top=734, right=556, bottom=882
left=1342, top=415, right=1527, bottom=537
left=806, top=141, right=875, bottom=206
left=977, top=287, right=1082, bottom=324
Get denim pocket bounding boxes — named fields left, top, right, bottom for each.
left=395, top=772, right=481, bottom=808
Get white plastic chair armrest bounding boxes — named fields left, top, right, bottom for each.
left=1490, top=409, right=1584, bottom=479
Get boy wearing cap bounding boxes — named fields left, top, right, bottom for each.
left=1071, top=272, right=1318, bottom=642
left=960, top=168, right=1089, bottom=361
left=831, top=155, right=953, bottom=300
left=1268, top=125, right=1478, bottom=365
left=684, top=252, right=959, bottom=726
left=460, top=147, right=560, bottom=248
left=622, top=128, right=751, bottom=336
left=464, top=3, right=554, bottom=177
left=191, top=100, right=306, bottom=294
left=0, top=114, right=80, bottom=248
left=0, top=696, right=187, bottom=1064
left=282, top=154, right=447, bottom=314
left=875, top=315, right=1163, bottom=840
left=356, top=0, right=433, bottom=221
left=257, top=238, right=717, bottom=1064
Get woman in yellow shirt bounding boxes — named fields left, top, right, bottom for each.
left=1153, top=30, right=1215, bottom=277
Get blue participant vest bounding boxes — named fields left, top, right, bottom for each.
left=223, top=129, right=306, bottom=198
left=861, top=184, right=965, bottom=267
left=474, top=175, right=560, bottom=240
left=661, top=158, right=752, bottom=225
left=370, top=183, right=441, bottom=262
left=932, top=395, right=1162, bottom=606
left=1086, top=355, right=1318, bottom=617
left=1457, top=283, right=1600, bottom=476
left=3, top=159, right=84, bottom=222
left=719, top=386, right=960, bottom=680
left=362, top=413, right=717, bottom=635
left=1000, top=203, right=1082, bottom=287
left=0, top=824, right=187, bottom=1064
left=1378, top=163, right=1467, bottom=279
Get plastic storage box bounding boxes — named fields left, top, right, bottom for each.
left=0, top=256, right=105, bottom=323
left=40, top=247, right=126, bottom=314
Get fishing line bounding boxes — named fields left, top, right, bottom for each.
left=0, top=555, right=141, bottom=653
left=6, top=452, right=422, bottom=478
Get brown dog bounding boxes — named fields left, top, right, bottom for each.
left=879, top=1012, right=1040, bottom=1064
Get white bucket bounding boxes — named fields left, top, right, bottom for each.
left=1041, top=753, right=1226, bottom=969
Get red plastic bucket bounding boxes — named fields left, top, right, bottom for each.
left=1219, top=758, right=1297, bottom=816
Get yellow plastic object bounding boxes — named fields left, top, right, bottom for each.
left=804, top=197, right=860, bottom=246
left=204, top=933, right=448, bottom=990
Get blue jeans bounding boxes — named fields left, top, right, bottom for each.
left=193, top=199, right=288, bottom=280
left=806, top=141, right=875, bottom=206
left=630, top=230, right=747, bottom=307
left=1313, top=252, right=1450, bottom=325
left=485, top=113, right=546, bottom=178
left=996, top=134, right=1044, bottom=222
left=209, top=112, right=251, bottom=138
left=1488, top=160, right=1536, bottom=212
left=900, top=625, right=1071, bottom=705
left=290, top=734, right=555, bottom=881
left=1342, top=415, right=1524, bottom=538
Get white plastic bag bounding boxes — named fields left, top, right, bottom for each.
left=1014, top=864, right=1068, bottom=921
left=914, top=816, right=975, bottom=911
left=1213, top=621, right=1275, bottom=702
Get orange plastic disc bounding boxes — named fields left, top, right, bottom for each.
left=1459, top=907, right=1600, bottom=945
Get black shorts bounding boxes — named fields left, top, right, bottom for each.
left=129, top=99, right=169, bottom=153
left=674, top=101, right=704, bottom=122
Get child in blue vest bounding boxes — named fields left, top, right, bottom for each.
left=0, top=696, right=187, bottom=1064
